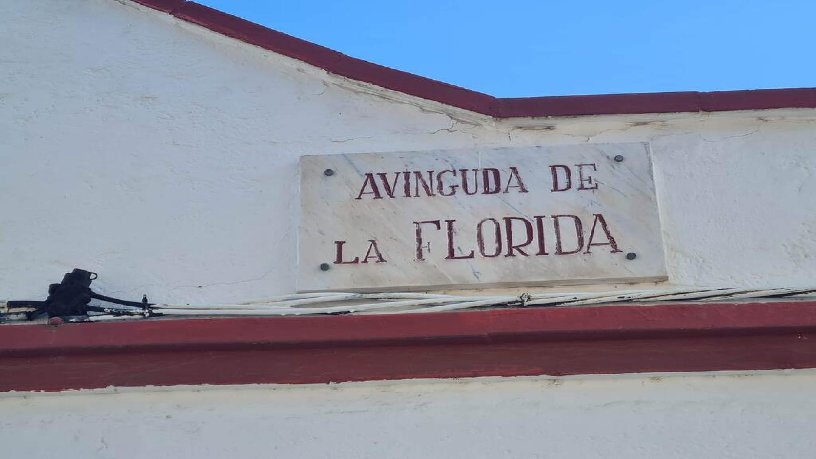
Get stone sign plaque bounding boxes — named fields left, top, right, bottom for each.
left=298, top=143, right=666, bottom=291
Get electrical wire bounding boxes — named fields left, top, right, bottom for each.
left=3, top=287, right=815, bottom=322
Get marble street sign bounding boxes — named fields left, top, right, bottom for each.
left=298, top=143, right=667, bottom=291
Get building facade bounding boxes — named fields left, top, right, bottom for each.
left=2, top=1, right=816, bottom=457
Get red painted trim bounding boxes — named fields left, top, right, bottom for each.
left=2, top=300, right=816, bottom=391
left=128, top=1, right=816, bottom=117
left=699, top=88, right=816, bottom=112
left=497, top=92, right=702, bottom=118
left=131, top=0, right=184, bottom=14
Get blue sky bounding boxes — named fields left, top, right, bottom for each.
left=198, top=1, right=816, bottom=97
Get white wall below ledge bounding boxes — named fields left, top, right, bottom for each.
left=1, top=371, right=814, bottom=458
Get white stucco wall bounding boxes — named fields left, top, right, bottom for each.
left=2, top=0, right=816, bottom=304
left=2, top=371, right=815, bottom=458
left=3, top=2, right=816, bottom=457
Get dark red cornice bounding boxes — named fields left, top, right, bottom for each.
left=2, top=300, right=816, bottom=391
left=129, top=0, right=816, bottom=117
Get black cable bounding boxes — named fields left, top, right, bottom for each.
left=90, top=292, right=153, bottom=308
left=2, top=269, right=154, bottom=321
left=6, top=300, right=46, bottom=308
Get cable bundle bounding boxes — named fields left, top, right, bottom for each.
left=2, top=270, right=814, bottom=323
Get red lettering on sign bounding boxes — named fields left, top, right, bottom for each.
left=585, top=213, right=621, bottom=253
left=576, top=163, right=599, bottom=190
left=376, top=172, right=400, bottom=198
left=413, top=220, right=441, bottom=261
left=460, top=169, right=480, bottom=195
left=504, top=167, right=529, bottom=194
left=362, top=240, right=387, bottom=263
left=503, top=216, right=534, bottom=257
left=355, top=173, right=382, bottom=199
left=552, top=215, right=584, bottom=255
left=354, top=167, right=533, bottom=199
left=413, top=171, right=436, bottom=197
left=402, top=171, right=411, bottom=198
left=336, top=160, right=627, bottom=266
left=437, top=170, right=458, bottom=197
left=334, top=241, right=360, bottom=264
left=481, top=168, right=501, bottom=194
left=445, top=219, right=475, bottom=260
left=550, top=165, right=572, bottom=192
left=533, top=215, right=549, bottom=255
left=477, top=218, right=502, bottom=257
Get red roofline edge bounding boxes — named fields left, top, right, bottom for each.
left=130, top=0, right=816, bottom=118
